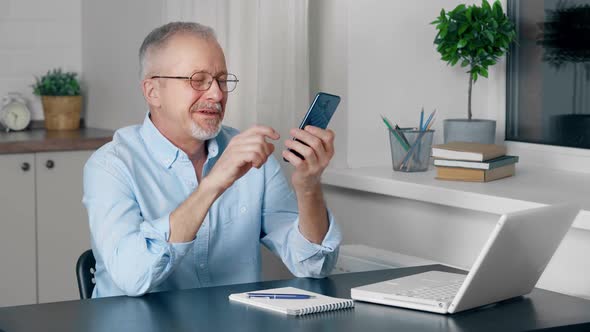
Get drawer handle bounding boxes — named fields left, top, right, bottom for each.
left=46, top=160, right=55, bottom=169
left=21, top=162, right=30, bottom=172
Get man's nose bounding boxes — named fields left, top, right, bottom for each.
left=204, top=79, right=224, bottom=101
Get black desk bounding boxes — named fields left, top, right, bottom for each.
left=1, top=265, right=590, bottom=332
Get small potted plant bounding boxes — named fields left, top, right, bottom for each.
left=32, top=68, right=82, bottom=130
left=432, top=0, right=516, bottom=144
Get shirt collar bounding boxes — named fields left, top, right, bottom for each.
left=139, top=112, right=221, bottom=168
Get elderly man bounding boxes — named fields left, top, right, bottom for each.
left=82, top=22, right=342, bottom=298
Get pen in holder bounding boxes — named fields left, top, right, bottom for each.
left=388, top=128, right=434, bottom=172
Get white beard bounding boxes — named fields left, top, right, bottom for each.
left=191, top=120, right=222, bottom=140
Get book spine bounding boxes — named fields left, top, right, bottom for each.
left=487, top=156, right=519, bottom=170
left=434, top=156, right=518, bottom=170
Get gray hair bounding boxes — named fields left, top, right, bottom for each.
left=139, top=22, right=217, bottom=78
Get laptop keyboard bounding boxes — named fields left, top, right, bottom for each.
left=393, top=281, right=463, bottom=302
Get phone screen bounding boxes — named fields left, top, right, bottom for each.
left=285, top=92, right=341, bottom=161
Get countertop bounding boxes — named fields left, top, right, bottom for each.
left=0, top=127, right=113, bottom=154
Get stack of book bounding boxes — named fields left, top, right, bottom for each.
left=431, top=142, right=519, bottom=182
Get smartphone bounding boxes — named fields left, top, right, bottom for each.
left=284, top=92, right=341, bottom=162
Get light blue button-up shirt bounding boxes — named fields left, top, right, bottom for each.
left=82, top=113, right=341, bottom=298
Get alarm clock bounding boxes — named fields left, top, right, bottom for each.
left=1, top=92, right=31, bottom=131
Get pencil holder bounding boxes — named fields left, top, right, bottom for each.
left=388, top=129, right=434, bottom=172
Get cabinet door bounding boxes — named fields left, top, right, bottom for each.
left=36, top=150, right=94, bottom=303
left=0, top=154, right=37, bottom=307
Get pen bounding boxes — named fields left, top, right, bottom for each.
left=419, top=107, right=424, bottom=131
left=380, top=114, right=395, bottom=132
left=422, top=109, right=437, bottom=131
left=426, top=115, right=436, bottom=131
left=380, top=115, right=410, bottom=151
left=386, top=115, right=411, bottom=147
left=247, top=293, right=313, bottom=299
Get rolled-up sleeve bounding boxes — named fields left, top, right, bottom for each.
left=83, top=155, right=193, bottom=296
left=259, top=156, right=342, bottom=278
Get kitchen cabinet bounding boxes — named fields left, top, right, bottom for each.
left=36, top=150, right=93, bottom=303
left=0, top=153, right=37, bottom=307
left=0, top=150, right=94, bottom=306
left=0, top=127, right=111, bottom=307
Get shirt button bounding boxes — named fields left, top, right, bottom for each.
left=200, top=263, right=205, bottom=268
left=240, top=206, right=247, bottom=213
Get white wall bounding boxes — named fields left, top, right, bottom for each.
left=0, top=0, right=81, bottom=120
left=310, top=0, right=496, bottom=169
left=312, top=0, right=590, bottom=299
left=77, top=0, right=590, bottom=298
left=309, top=0, right=349, bottom=168
left=82, top=0, right=162, bottom=130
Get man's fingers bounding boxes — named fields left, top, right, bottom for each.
left=301, top=126, right=335, bottom=161
left=303, top=126, right=334, bottom=142
left=242, top=125, right=280, bottom=140
left=233, top=135, right=275, bottom=157
left=285, top=138, right=318, bottom=164
left=290, top=128, right=326, bottom=156
left=282, top=149, right=304, bottom=167
left=241, top=150, right=267, bottom=168
left=232, top=141, right=274, bottom=168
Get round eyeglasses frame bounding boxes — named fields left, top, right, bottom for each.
left=150, top=72, right=239, bottom=92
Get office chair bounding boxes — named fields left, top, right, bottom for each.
left=76, top=249, right=96, bottom=299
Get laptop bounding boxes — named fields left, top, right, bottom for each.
left=350, top=204, right=579, bottom=314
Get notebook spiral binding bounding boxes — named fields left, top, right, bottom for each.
left=296, top=299, right=355, bottom=315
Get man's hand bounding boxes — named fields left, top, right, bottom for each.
left=205, top=125, right=280, bottom=194
left=170, top=126, right=278, bottom=243
left=281, top=125, right=335, bottom=244
left=282, top=126, right=335, bottom=193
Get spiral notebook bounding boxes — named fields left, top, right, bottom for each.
left=229, top=287, right=354, bottom=316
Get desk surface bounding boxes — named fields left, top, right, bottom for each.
left=1, top=265, right=590, bottom=332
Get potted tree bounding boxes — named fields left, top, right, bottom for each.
left=32, top=68, right=82, bottom=130
left=432, top=0, right=516, bottom=144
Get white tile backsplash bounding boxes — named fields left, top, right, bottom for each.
left=0, top=20, right=37, bottom=49
left=0, top=1, right=10, bottom=18
left=9, top=0, right=79, bottom=19
left=36, top=20, right=81, bottom=47
left=0, top=0, right=81, bottom=120
left=0, top=48, right=79, bottom=76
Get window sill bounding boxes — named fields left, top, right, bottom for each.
left=321, top=165, right=590, bottom=231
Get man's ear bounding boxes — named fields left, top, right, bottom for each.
left=142, top=78, right=161, bottom=108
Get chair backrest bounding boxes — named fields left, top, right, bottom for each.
left=76, top=249, right=96, bottom=299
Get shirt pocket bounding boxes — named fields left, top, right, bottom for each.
left=217, top=185, right=239, bottom=226
left=220, top=187, right=263, bottom=231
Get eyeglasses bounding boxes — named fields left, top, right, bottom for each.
left=150, top=72, right=239, bottom=92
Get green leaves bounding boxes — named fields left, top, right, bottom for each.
left=432, top=0, right=516, bottom=119
left=492, top=1, right=503, bottom=18
left=32, top=68, right=81, bottom=96
left=431, top=0, right=516, bottom=76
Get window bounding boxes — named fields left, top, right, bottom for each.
left=507, top=0, right=590, bottom=149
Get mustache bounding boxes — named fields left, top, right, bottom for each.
left=192, top=102, right=222, bottom=113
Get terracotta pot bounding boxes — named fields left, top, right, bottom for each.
left=41, top=95, right=82, bottom=130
